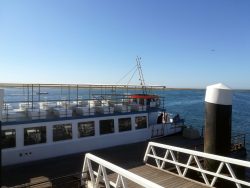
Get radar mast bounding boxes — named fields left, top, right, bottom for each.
left=136, top=56, right=147, bottom=94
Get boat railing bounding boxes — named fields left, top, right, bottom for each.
left=200, top=127, right=246, bottom=151
left=231, top=133, right=246, bottom=151
left=0, top=83, right=166, bottom=123
left=143, top=141, right=250, bottom=188
left=82, top=153, right=164, bottom=188
left=1, top=98, right=164, bottom=123
left=4, top=172, right=85, bottom=188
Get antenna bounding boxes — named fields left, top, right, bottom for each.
left=136, top=56, right=147, bottom=94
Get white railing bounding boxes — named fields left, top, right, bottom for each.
left=82, top=153, right=164, bottom=188
left=143, top=142, right=250, bottom=188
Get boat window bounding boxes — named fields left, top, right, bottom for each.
left=119, top=118, right=132, bottom=132
left=99, top=119, right=114, bottom=135
left=139, top=98, right=145, bottom=105
left=78, top=121, right=95, bottom=137
left=24, top=126, right=46, bottom=146
left=135, top=116, right=147, bottom=129
left=1, top=129, right=16, bottom=149
left=53, top=124, right=72, bottom=141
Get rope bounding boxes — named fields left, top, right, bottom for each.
left=127, top=68, right=138, bottom=85
left=116, top=65, right=137, bottom=85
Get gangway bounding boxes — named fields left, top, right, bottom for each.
left=81, top=141, right=250, bottom=188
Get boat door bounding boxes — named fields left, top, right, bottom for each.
left=151, top=123, right=164, bottom=138
left=150, top=112, right=166, bottom=138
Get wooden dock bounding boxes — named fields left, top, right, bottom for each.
left=81, top=134, right=211, bottom=188
left=107, top=164, right=209, bottom=188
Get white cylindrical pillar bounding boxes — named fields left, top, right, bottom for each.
left=204, top=83, right=232, bottom=159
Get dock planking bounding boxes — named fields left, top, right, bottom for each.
left=107, top=164, right=209, bottom=188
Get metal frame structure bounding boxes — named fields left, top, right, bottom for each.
left=1, top=83, right=166, bottom=123
left=82, top=153, right=164, bottom=188
left=143, top=142, right=250, bottom=188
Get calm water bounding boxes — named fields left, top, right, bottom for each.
left=165, top=89, right=250, bottom=157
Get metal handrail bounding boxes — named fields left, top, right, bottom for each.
left=143, top=142, right=250, bottom=188
left=200, top=127, right=246, bottom=151
left=1, top=83, right=165, bottom=123
left=82, top=153, right=164, bottom=188
left=8, top=171, right=85, bottom=188
left=231, top=134, right=246, bottom=147
left=0, top=83, right=166, bottom=90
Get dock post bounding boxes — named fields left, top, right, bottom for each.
left=204, top=83, right=232, bottom=165
left=0, top=88, right=4, bottom=122
left=204, top=83, right=235, bottom=186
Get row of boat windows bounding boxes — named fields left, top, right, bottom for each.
left=1, top=116, right=147, bottom=149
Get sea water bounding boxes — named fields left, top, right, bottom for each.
left=165, top=89, right=250, bottom=157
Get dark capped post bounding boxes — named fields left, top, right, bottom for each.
left=204, top=83, right=232, bottom=169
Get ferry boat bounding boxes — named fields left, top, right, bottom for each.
left=0, top=84, right=184, bottom=166
left=0, top=84, right=183, bottom=166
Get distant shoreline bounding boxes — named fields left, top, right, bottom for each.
left=165, top=88, right=250, bottom=91
left=164, top=88, right=204, bottom=90
left=0, top=83, right=249, bottom=91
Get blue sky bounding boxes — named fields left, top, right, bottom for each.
left=0, top=0, right=250, bottom=89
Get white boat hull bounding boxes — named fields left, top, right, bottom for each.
left=2, top=112, right=182, bottom=166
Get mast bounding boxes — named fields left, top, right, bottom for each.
left=136, top=56, right=147, bottom=94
